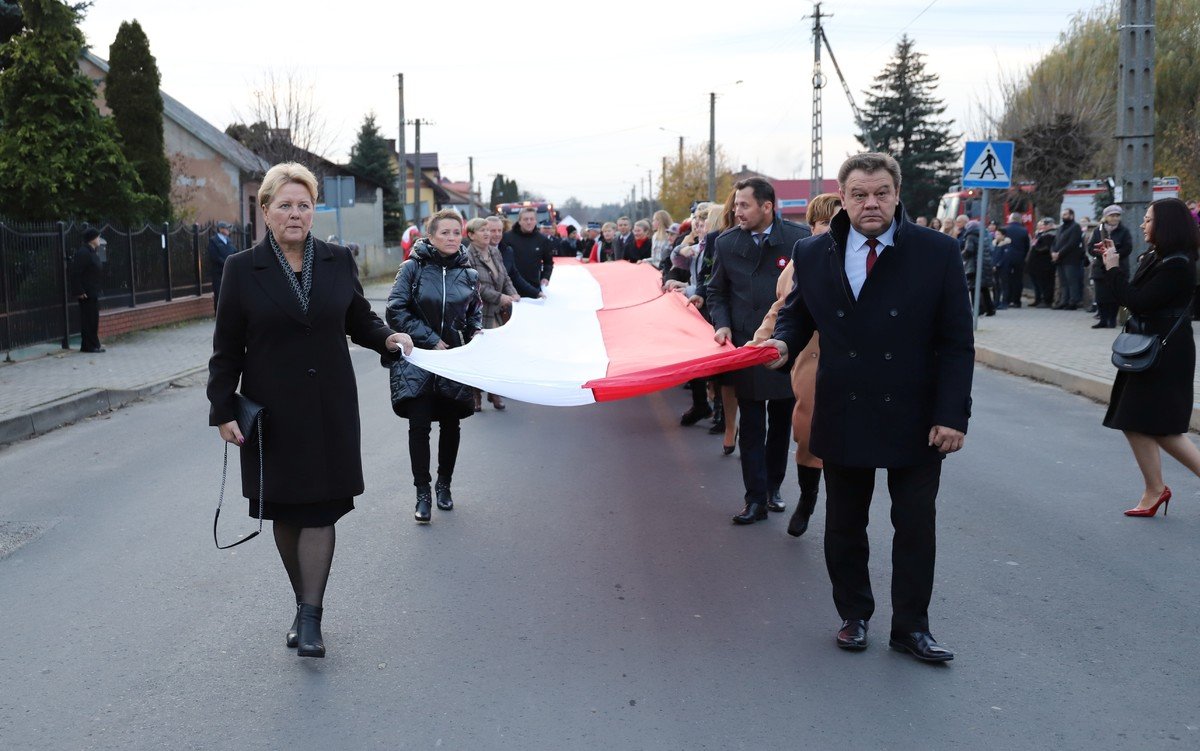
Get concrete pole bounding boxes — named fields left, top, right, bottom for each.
left=1115, top=0, right=1155, bottom=261
left=707, top=92, right=717, bottom=202
left=413, top=119, right=422, bottom=231
left=397, top=74, right=406, bottom=229
left=468, top=156, right=475, bottom=219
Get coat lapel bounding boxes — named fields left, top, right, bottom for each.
left=304, top=239, right=337, bottom=323
left=828, top=210, right=856, bottom=306
left=250, top=238, right=311, bottom=326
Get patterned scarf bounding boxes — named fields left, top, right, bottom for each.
left=268, top=230, right=315, bottom=314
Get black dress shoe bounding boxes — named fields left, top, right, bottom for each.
left=286, top=597, right=301, bottom=648
left=732, top=502, right=768, bottom=524
left=836, top=619, right=869, bottom=650
left=81, top=347, right=106, bottom=353
left=708, top=419, right=726, bottom=435
left=296, top=603, right=325, bottom=658
left=414, top=485, right=432, bottom=523
left=680, top=404, right=713, bottom=426
left=788, top=467, right=821, bottom=537
left=435, top=478, right=454, bottom=511
left=889, top=630, right=954, bottom=662
left=766, top=488, right=786, bottom=513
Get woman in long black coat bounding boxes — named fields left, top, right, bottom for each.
left=208, top=163, right=412, bottom=658
left=1097, top=197, right=1200, bottom=517
left=386, top=209, right=483, bottom=523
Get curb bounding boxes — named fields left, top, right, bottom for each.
left=975, top=345, right=1200, bottom=432
left=0, top=365, right=208, bottom=446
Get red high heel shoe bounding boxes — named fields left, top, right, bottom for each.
left=1124, top=486, right=1172, bottom=517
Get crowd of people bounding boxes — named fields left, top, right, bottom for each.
left=911, top=200, right=1200, bottom=328
left=207, top=157, right=1200, bottom=665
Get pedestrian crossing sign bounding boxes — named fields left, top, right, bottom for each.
left=961, top=140, right=1014, bottom=189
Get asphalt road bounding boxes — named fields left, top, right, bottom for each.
left=1, top=351, right=1198, bottom=750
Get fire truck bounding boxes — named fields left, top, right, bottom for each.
left=937, top=177, right=1181, bottom=227
left=495, top=200, right=559, bottom=226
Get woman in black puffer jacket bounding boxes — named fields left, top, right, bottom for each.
left=386, top=209, right=483, bottom=523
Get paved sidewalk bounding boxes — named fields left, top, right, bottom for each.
left=2, top=283, right=1197, bottom=444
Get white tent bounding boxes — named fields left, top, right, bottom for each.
left=557, top=214, right=582, bottom=233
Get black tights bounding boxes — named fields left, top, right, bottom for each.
left=273, top=523, right=335, bottom=608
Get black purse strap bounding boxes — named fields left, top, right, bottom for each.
left=1160, top=294, right=1195, bottom=347
left=214, top=413, right=264, bottom=549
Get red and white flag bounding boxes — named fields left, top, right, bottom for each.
left=403, top=259, right=777, bottom=406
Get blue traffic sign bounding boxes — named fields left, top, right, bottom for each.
left=962, top=141, right=1014, bottom=189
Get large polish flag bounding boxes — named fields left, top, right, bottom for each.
left=402, top=259, right=777, bottom=406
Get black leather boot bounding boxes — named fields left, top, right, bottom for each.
left=286, top=595, right=301, bottom=648
left=435, top=477, right=454, bottom=511
left=296, top=603, right=325, bottom=658
left=414, top=485, right=432, bottom=523
left=787, top=466, right=821, bottom=538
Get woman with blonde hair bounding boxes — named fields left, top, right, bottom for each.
left=707, top=193, right=741, bottom=451
left=650, top=209, right=674, bottom=270
left=751, top=192, right=842, bottom=536
left=465, top=216, right=519, bottom=410
left=208, top=162, right=413, bottom=658
left=387, top=209, right=483, bottom=523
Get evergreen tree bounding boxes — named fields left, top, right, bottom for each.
left=856, top=35, right=959, bottom=217
left=490, top=174, right=523, bottom=209
left=0, top=0, right=150, bottom=221
left=107, top=19, right=170, bottom=221
left=347, top=113, right=403, bottom=241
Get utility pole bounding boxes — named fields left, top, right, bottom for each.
left=468, top=156, right=475, bottom=219
left=809, top=2, right=825, bottom=200
left=661, top=156, right=667, bottom=193
left=404, top=118, right=433, bottom=230
left=678, top=136, right=684, bottom=167
left=396, top=73, right=406, bottom=228
left=1115, top=0, right=1155, bottom=261
left=708, top=92, right=717, bottom=202
left=646, top=169, right=652, bottom=212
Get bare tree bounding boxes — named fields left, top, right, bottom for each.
left=226, top=69, right=335, bottom=172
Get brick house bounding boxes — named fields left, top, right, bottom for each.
left=79, top=51, right=268, bottom=231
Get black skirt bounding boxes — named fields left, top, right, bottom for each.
left=249, top=497, right=354, bottom=527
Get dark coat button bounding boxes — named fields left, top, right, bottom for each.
left=890, top=309, right=898, bottom=317
left=849, top=392, right=857, bottom=401
left=849, top=350, right=857, bottom=358
left=884, top=394, right=892, bottom=402
left=307, top=368, right=317, bottom=377
left=305, top=327, right=312, bottom=335
left=837, top=309, right=845, bottom=318
left=884, top=352, right=893, bottom=360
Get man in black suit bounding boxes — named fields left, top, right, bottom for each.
left=1051, top=207, right=1084, bottom=309
left=614, top=216, right=633, bottom=261
left=760, top=153, right=974, bottom=662
left=502, top=207, right=555, bottom=298
left=208, top=221, right=239, bottom=309
left=1001, top=213, right=1030, bottom=307
left=707, top=177, right=810, bottom=525
left=69, top=228, right=106, bottom=352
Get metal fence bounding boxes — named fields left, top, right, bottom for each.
left=0, top=220, right=252, bottom=353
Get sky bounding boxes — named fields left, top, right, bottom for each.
left=77, top=0, right=1104, bottom=206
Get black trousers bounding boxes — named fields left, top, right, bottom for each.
left=689, top=378, right=709, bottom=410
left=406, top=393, right=461, bottom=486
left=737, top=397, right=794, bottom=504
left=1097, top=301, right=1119, bottom=327
left=1007, top=264, right=1025, bottom=305
left=823, top=460, right=942, bottom=633
left=78, top=297, right=100, bottom=351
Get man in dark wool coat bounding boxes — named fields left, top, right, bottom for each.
left=759, top=153, right=975, bottom=663
left=707, top=176, right=810, bottom=526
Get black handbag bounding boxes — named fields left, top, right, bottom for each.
left=213, top=394, right=265, bottom=549
left=1111, top=303, right=1192, bottom=373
